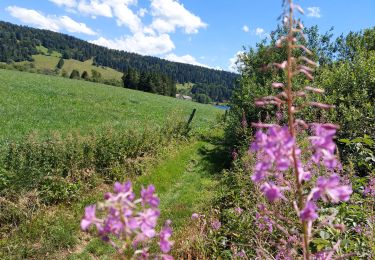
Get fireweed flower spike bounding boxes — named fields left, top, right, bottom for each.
left=249, top=0, right=352, bottom=258
left=81, top=182, right=174, bottom=259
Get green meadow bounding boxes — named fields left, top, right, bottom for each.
left=0, top=69, right=221, bottom=141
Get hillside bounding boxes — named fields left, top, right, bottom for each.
left=0, top=69, right=221, bottom=141
left=18, top=54, right=123, bottom=81
left=0, top=21, right=238, bottom=89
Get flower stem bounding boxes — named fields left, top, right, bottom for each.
left=286, top=0, right=310, bottom=259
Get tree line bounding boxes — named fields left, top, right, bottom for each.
left=122, top=69, right=176, bottom=97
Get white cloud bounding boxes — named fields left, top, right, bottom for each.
left=253, top=27, right=269, bottom=38
left=6, top=6, right=96, bottom=35
left=77, top=1, right=113, bottom=18
left=150, top=0, right=207, bottom=34
left=242, top=25, right=249, bottom=33
left=45, top=0, right=209, bottom=59
left=59, top=16, right=96, bottom=35
left=110, top=2, right=142, bottom=33
left=49, top=0, right=77, bottom=8
left=91, top=33, right=175, bottom=56
left=165, top=53, right=211, bottom=68
left=6, top=6, right=60, bottom=31
left=255, top=27, right=265, bottom=36
left=228, top=51, right=244, bottom=73
left=138, top=8, right=148, bottom=17
left=307, top=7, right=321, bottom=18
left=51, top=0, right=142, bottom=33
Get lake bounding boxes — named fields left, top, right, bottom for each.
left=214, top=105, right=230, bottom=110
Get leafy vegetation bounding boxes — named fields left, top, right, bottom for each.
left=204, top=24, right=375, bottom=258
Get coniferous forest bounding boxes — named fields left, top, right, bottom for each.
left=0, top=21, right=238, bottom=90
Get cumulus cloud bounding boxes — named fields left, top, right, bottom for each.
left=228, top=51, right=244, bottom=73
left=77, top=0, right=113, bottom=18
left=6, top=6, right=96, bottom=35
left=110, top=2, right=142, bottom=33
left=150, top=0, right=207, bottom=34
left=49, top=0, right=77, bottom=8
left=90, top=33, right=175, bottom=56
left=242, top=25, right=249, bottom=33
left=59, top=15, right=97, bottom=35
left=307, top=7, right=321, bottom=18
left=164, top=53, right=211, bottom=68
left=46, top=0, right=208, bottom=57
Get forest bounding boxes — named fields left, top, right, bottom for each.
left=0, top=21, right=238, bottom=90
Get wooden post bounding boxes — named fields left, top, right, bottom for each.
left=187, top=109, right=196, bottom=127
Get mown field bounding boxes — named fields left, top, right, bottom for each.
left=0, top=69, right=221, bottom=141
left=18, top=54, right=123, bottom=81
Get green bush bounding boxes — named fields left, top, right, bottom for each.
left=0, top=117, right=188, bottom=229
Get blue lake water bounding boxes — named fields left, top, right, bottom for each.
left=214, top=105, right=230, bottom=110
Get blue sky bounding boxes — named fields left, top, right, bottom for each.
left=1, top=0, right=374, bottom=72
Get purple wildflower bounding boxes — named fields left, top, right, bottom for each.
left=81, top=181, right=173, bottom=258
left=81, top=205, right=101, bottom=231
left=211, top=219, right=221, bottom=230
left=159, top=220, right=173, bottom=253
left=363, top=178, right=375, bottom=197
left=234, top=207, right=243, bottom=215
left=138, top=208, right=160, bottom=238
left=310, top=124, right=341, bottom=170
left=250, top=126, right=297, bottom=184
left=235, top=250, right=247, bottom=258
left=261, top=182, right=286, bottom=202
left=255, top=212, right=273, bottom=233
left=141, top=185, right=160, bottom=208
left=191, top=213, right=200, bottom=220
left=299, top=201, right=318, bottom=221
left=312, top=175, right=352, bottom=203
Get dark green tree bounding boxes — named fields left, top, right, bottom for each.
left=56, top=58, right=64, bottom=69
left=69, top=69, right=80, bottom=79
left=81, top=71, right=89, bottom=80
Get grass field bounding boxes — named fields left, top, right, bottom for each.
left=36, top=45, right=62, bottom=58
left=18, top=54, right=123, bottom=81
left=0, top=69, right=221, bottom=141
left=62, top=58, right=123, bottom=81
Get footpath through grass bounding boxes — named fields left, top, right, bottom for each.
left=0, top=133, right=228, bottom=259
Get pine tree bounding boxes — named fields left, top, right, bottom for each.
left=70, top=69, right=80, bottom=79
left=81, top=71, right=89, bottom=80
left=56, top=58, right=64, bottom=69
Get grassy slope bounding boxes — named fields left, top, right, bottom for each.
left=36, top=45, right=62, bottom=58
left=0, top=69, right=220, bottom=141
left=18, top=54, right=123, bottom=81
left=62, top=58, right=123, bottom=81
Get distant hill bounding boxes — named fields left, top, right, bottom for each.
left=0, top=21, right=238, bottom=90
